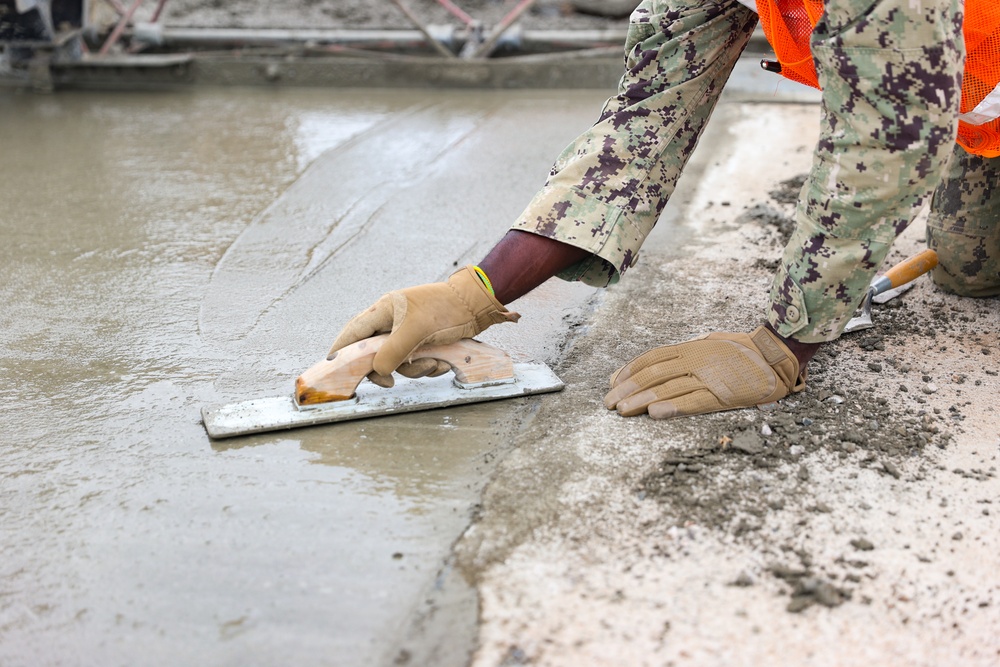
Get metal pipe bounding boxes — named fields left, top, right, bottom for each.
left=128, top=26, right=628, bottom=53
left=134, top=27, right=433, bottom=45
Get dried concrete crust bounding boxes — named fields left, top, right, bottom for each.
left=456, top=103, right=1000, bottom=666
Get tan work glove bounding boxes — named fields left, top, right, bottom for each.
left=604, top=326, right=805, bottom=419
left=328, top=265, right=520, bottom=382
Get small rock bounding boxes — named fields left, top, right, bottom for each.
left=731, top=431, right=765, bottom=455
left=787, top=596, right=813, bottom=613
left=814, top=582, right=845, bottom=607
left=952, top=532, right=964, bottom=541
left=851, top=538, right=875, bottom=551
left=922, top=383, right=939, bottom=395
left=797, top=577, right=821, bottom=594
left=761, top=423, right=773, bottom=437
left=867, top=362, right=883, bottom=372
left=731, top=571, right=755, bottom=587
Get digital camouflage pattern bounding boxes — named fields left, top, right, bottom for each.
left=512, top=0, right=997, bottom=342
left=767, top=0, right=966, bottom=341
left=927, top=144, right=1000, bottom=297
left=511, top=0, right=758, bottom=286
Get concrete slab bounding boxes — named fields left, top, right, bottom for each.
left=0, top=86, right=605, bottom=667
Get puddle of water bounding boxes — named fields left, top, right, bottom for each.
left=0, top=86, right=607, bottom=665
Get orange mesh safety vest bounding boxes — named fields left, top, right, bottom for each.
left=756, top=0, right=1000, bottom=157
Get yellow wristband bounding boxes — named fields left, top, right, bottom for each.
left=472, top=265, right=495, bottom=296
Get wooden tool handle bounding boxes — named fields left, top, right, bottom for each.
left=295, top=335, right=515, bottom=406
left=883, top=249, right=938, bottom=289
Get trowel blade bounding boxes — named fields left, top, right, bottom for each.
left=843, top=281, right=916, bottom=333
left=202, top=362, right=563, bottom=439
left=842, top=317, right=873, bottom=334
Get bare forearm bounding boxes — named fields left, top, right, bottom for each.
left=480, top=232, right=821, bottom=375
left=478, top=230, right=590, bottom=305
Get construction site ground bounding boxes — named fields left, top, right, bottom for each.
left=1, top=3, right=998, bottom=667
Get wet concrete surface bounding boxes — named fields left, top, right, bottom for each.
left=0, top=87, right=604, bottom=666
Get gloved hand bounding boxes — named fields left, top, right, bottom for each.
left=365, top=357, right=452, bottom=388
left=604, top=326, right=805, bottom=419
left=328, top=265, right=520, bottom=383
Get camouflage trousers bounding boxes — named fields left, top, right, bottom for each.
left=511, top=0, right=988, bottom=342
left=927, top=145, right=1000, bottom=297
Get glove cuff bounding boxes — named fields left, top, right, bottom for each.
left=450, top=265, right=521, bottom=333
left=751, top=326, right=804, bottom=393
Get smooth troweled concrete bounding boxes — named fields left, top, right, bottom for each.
left=0, top=87, right=605, bottom=666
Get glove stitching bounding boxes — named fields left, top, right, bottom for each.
left=446, top=281, right=479, bottom=320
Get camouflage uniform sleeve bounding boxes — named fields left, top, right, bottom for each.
left=511, top=0, right=758, bottom=287
left=767, top=0, right=965, bottom=342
